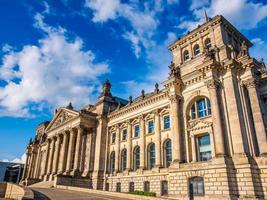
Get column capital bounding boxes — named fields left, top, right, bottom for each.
left=205, top=79, right=221, bottom=90
left=153, top=109, right=160, bottom=116
left=242, top=78, right=258, bottom=89
left=169, top=94, right=182, bottom=103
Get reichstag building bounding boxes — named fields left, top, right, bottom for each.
left=21, top=15, right=267, bottom=199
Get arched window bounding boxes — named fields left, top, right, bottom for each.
left=110, top=151, right=115, bottom=172
left=204, top=38, right=212, bottom=49
left=190, top=98, right=211, bottom=120
left=147, top=143, right=155, bottom=169
left=133, top=146, right=140, bottom=170
left=183, top=50, right=190, bottom=61
left=193, top=44, right=200, bottom=56
left=163, top=140, right=172, bottom=168
left=120, top=149, right=127, bottom=171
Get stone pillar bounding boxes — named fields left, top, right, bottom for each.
left=244, top=78, right=267, bottom=155
left=126, top=121, right=132, bottom=170
left=22, top=152, right=29, bottom=180
left=73, top=126, right=83, bottom=173
left=34, top=147, right=41, bottom=178
left=169, top=94, right=181, bottom=162
left=47, top=138, right=55, bottom=175
left=115, top=125, right=120, bottom=172
left=58, top=132, right=68, bottom=173
left=26, top=152, right=32, bottom=179
left=223, top=69, right=246, bottom=155
left=191, top=135, right=197, bottom=162
left=52, top=136, right=60, bottom=174
left=154, top=110, right=161, bottom=167
left=66, top=129, right=75, bottom=172
left=83, top=132, right=92, bottom=176
left=139, top=116, right=146, bottom=169
left=206, top=79, right=225, bottom=156
left=42, top=141, right=50, bottom=176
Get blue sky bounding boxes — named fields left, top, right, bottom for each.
left=0, top=0, right=267, bottom=163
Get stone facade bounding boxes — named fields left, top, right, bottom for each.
left=21, top=15, right=267, bottom=199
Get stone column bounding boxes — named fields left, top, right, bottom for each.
left=206, top=79, right=225, bottom=156
left=47, top=138, right=55, bottom=175
left=169, top=94, right=181, bottom=162
left=43, top=141, right=50, bottom=176
left=58, top=132, right=68, bottom=173
left=52, top=136, right=60, bottom=174
left=191, top=135, right=197, bottom=162
left=115, top=125, right=120, bottom=172
left=126, top=121, right=132, bottom=170
left=22, top=152, right=29, bottom=180
left=139, top=116, right=146, bottom=169
left=73, top=126, right=83, bottom=173
left=83, top=132, right=92, bottom=176
left=223, top=69, right=246, bottom=155
left=244, top=78, right=267, bottom=155
left=154, top=110, right=161, bottom=167
left=34, top=147, right=41, bottom=178
left=66, top=129, right=75, bottom=172
left=26, top=152, right=32, bottom=179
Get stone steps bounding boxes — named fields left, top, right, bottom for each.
left=29, top=181, right=54, bottom=188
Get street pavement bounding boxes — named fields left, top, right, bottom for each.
left=27, top=187, right=132, bottom=200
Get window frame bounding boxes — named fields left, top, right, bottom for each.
left=144, top=181, right=150, bottom=192
left=116, top=182, right=121, bottom=192
left=120, top=149, right=127, bottom=171
left=190, top=97, right=211, bottom=120
left=163, top=139, right=172, bottom=168
left=111, top=132, right=116, bottom=144
left=189, top=176, right=205, bottom=197
left=133, top=146, right=140, bottom=171
left=163, top=115, right=170, bottom=130
left=148, top=120, right=154, bottom=134
left=196, top=134, right=212, bottom=161
left=110, top=151, right=115, bottom=172
left=193, top=44, right=200, bottom=56
left=204, top=38, right=212, bottom=49
left=147, top=143, right=156, bottom=170
left=129, top=182, right=135, bottom=192
left=183, top=50, right=190, bottom=61
left=121, top=129, right=127, bottom=141
left=133, top=124, right=140, bottom=138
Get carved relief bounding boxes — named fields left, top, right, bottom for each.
left=242, top=78, right=258, bottom=89
left=205, top=79, right=221, bottom=90
left=49, top=110, right=77, bottom=130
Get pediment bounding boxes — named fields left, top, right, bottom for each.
left=188, top=119, right=212, bottom=132
left=46, top=108, right=79, bottom=132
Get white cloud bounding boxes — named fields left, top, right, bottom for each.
left=250, top=38, right=267, bottom=62
left=85, top=0, right=120, bottom=22
left=179, top=0, right=267, bottom=31
left=0, top=14, right=109, bottom=117
left=2, top=153, right=26, bottom=164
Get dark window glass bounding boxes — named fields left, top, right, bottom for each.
left=197, top=99, right=207, bottom=117
left=148, top=143, right=155, bottom=169
left=129, top=182, right=135, bottom=192
left=116, top=182, right=121, bottom=192
left=161, top=181, right=168, bottom=196
left=164, top=115, right=170, bottom=129
left=164, top=140, right=172, bottom=167
left=183, top=50, right=190, bottom=61
left=134, top=125, right=140, bottom=137
left=111, top=133, right=116, bottom=144
left=205, top=38, right=212, bottom=49
left=198, top=135, right=212, bottom=161
left=190, top=98, right=211, bottom=120
left=133, top=146, right=140, bottom=170
left=148, top=120, right=154, bottom=133
left=189, top=177, right=204, bottom=196
left=144, top=181, right=150, bottom=192
left=110, top=151, right=115, bottom=172
left=121, top=149, right=127, bottom=171
left=122, top=129, right=127, bottom=141
left=194, top=44, right=200, bottom=56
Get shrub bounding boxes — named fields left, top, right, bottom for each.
left=128, top=190, right=156, bottom=197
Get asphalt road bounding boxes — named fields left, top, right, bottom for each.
left=28, top=187, right=132, bottom=200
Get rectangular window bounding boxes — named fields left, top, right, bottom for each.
left=189, top=177, right=204, bottom=196
left=144, top=181, right=150, bottom=192
left=197, top=99, right=207, bottom=118
left=129, top=182, right=134, bottom=192
left=116, top=182, right=121, bottom=192
left=148, top=120, right=154, bottom=134
left=122, top=129, right=127, bottom=141
left=198, top=135, right=212, bottom=161
left=111, top=133, right=116, bottom=144
left=164, top=115, right=170, bottom=129
left=161, top=181, right=168, bottom=196
left=134, top=125, right=140, bottom=138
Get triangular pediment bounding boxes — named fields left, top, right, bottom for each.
left=188, top=119, right=212, bottom=131
left=46, top=108, right=79, bottom=132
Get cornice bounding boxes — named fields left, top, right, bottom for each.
left=108, top=91, right=169, bottom=120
